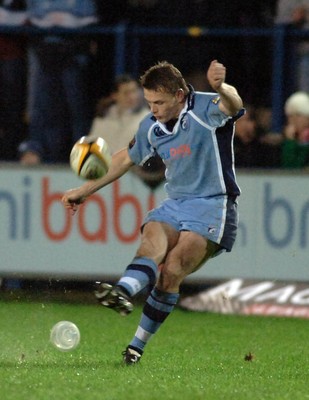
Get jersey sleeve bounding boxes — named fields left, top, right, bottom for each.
left=204, top=94, right=231, bottom=127
left=127, top=117, right=155, bottom=166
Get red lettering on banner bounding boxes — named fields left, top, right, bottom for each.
left=78, top=195, right=107, bottom=242
left=42, top=177, right=156, bottom=243
left=42, top=177, right=72, bottom=240
left=113, top=180, right=142, bottom=242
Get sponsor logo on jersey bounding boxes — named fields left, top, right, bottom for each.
left=159, top=143, right=201, bottom=160
left=169, top=144, right=191, bottom=158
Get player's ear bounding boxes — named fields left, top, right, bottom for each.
left=176, top=88, right=185, bottom=102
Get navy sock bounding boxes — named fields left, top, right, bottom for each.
left=117, top=257, right=157, bottom=297
left=129, top=287, right=179, bottom=352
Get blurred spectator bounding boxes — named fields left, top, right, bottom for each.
left=19, top=0, right=99, bottom=165
left=255, top=107, right=273, bottom=137
left=233, top=108, right=261, bottom=168
left=281, top=91, right=309, bottom=168
left=276, top=0, right=309, bottom=94
left=0, top=0, right=27, bottom=161
left=234, top=106, right=282, bottom=169
left=255, top=107, right=282, bottom=168
left=88, top=74, right=165, bottom=188
left=89, top=74, right=148, bottom=153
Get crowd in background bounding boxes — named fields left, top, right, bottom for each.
left=0, top=0, right=308, bottom=173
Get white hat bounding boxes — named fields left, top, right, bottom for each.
left=284, top=92, right=309, bottom=117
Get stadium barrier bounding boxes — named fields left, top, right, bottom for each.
left=180, top=278, right=309, bottom=319
left=0, top=165, right=308, bottom=282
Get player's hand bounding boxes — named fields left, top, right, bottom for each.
left=207, top=60, right=226, bottom=91
left=62, top=188, right=88, bottom=215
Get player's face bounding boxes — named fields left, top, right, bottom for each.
left=144, top=88, right=185, bottom=123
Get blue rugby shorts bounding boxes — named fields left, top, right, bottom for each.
left=143, top=196, right=238, bottom=252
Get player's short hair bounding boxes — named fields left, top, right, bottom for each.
left=140, top=61, right=189, bottom=96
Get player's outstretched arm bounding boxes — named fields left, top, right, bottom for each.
left=206, top=60, right=243, bottom=116
left=62, top=147, right=134, bottom=213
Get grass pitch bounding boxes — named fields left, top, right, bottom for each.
left=0, top=291, right=308, bottom=400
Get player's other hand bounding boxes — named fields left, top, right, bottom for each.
left=62, top=188, right=87, bottom=215
left=207, top=60, right=226, bottom=91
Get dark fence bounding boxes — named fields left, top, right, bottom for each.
left=1, top=23, right=308, bottom=132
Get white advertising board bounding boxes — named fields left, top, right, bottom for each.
left=0, top=166, right=308, bottom=281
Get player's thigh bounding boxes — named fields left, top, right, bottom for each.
left=163, top=230, right=220, bottom=277
left=136, top=221, right=179, bottom=264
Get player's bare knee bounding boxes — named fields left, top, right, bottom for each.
left=159, top=265, right=184, bottom=292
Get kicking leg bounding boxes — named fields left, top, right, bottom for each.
left=95, top=222, right=179, bottom=316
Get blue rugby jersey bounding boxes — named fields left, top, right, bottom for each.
left=128, top=88, right=243, bottom=199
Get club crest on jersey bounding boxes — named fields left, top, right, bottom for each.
left=180, top=114, right=189, bottom=130
left=154, top=126, right=165, bottom=137
left=208, top=226, right=217, bottom=234
left=212, top=96, right=220, bottom=104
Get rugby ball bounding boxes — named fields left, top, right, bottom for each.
left=70, top=136, right=112, bottom=180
